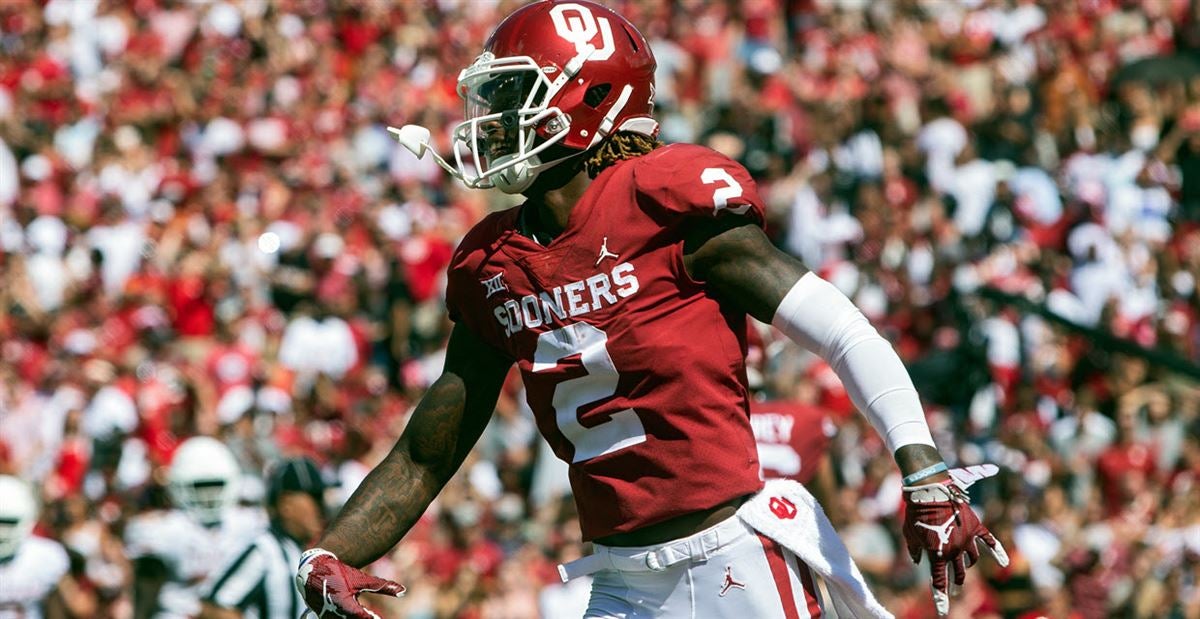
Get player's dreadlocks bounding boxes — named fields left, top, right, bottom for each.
left=585, top=131, right=663, bottom=178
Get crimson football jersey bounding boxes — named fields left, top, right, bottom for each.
left=749, top=400, right=836, bottom=485
left=446, top=144, right=766, bottom=540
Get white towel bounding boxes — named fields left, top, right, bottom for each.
left=737, top=479, right=894, bottom=619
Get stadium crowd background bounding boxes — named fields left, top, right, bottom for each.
left=1, top=0, right=1199, bottom=617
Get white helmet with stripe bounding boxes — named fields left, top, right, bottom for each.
left=0, top=475, right=37, bottom=560
left=167, top=436, right=241, bottom=527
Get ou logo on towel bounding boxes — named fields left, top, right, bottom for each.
left=769, top=496, right=798, bottom=520
left=550, top=3, right=615, bottom=61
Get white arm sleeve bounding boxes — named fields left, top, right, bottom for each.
left=771, top=272, right=936, bottom=454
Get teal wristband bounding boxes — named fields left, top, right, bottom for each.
left=902, top=462, right=948, bottom=486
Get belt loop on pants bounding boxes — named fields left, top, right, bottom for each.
left=557, top=553, right=609, bottom=582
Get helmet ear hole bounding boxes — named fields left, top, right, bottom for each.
left=584, top=83, right=612, bottom=108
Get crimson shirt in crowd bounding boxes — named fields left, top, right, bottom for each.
left=168, top=276, right=214, bottom=337
left=1095, top=441, right=1157, bottom=517
left=204, top=343, right=258, bottom=396
left=750, top=400, right=836, bottom=484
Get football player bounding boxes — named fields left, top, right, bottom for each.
left=125, top=436, right=265, bottom=619
left=200, top=457, right=327, bottom=619
left=296, top=2, right=1007, bottom=617
left=0, top=475, right=95, bottom=619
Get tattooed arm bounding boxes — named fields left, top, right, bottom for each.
left=317, top=324, right=513, bottom=567
left=681, top=219, right=946, bottom=478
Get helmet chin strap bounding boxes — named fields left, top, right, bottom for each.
left=388, top=124, right=582, bottom=193
left=491, top=153, right=539, bottom=194
left=492, top=149, right=588, bottom=194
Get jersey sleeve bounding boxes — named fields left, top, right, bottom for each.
left=443, top=213, right=516, bottom=351
left=444, top=213, right=501, bottom=327
left=632, top=144, right=766, bottom=228
left=38, top=538, right=70, bottom=586
left=123, top=514, right=171, bottom=561
left=444, top=253, right=472, bottom=325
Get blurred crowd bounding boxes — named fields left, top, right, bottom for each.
left=2, top=0, right=1200, bottom=618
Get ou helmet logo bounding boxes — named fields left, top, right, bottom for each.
left=549, top=3, right=615, bottom=61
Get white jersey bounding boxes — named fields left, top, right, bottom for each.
left=125, top=507, right=266, bottom=618
left=0, top=536, right=69, bottom=619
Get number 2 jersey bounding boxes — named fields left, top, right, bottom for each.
left=446, top=144, right=767, bottom=540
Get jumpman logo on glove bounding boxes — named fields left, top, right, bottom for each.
left=319, top=580, right=348, bottom=618
left=296, top=549, right=404, bottom=619
left=903, top=465, right=1009, bottom=617
left=914, top=514, right=957, bottom=557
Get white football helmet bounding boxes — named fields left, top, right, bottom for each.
left=0, top=475, right=37, bottom=560
left=167, top=437, right=241, bottom=527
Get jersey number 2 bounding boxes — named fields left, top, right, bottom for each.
left=533, top=323, right=646, bottom=463
left=701, top=167, right=749, bottom=216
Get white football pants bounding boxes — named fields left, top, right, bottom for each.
left=560, top=515, right=825, bottom=618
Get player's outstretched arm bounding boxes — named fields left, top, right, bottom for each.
left=296, top=324, right=511, bottom=618
left=685, top=219, right=1007, bottom=616
left=319, top=324, right=511, bottom=565
left=683, top=219, right=945, bottom=472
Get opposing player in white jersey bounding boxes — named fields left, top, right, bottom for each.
left=0, top=475, right=94, bottom=619
left=125, top=436, right=266, bottom=619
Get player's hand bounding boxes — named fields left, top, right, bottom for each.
left=902, top=465, right=1009, bottom=616
left=295, top=549, right=405, bottom=619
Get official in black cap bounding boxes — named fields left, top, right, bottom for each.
left=199, top=458, right=327, bottom=619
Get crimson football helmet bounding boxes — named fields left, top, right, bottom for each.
left=449, top=0, right=658, bottom=193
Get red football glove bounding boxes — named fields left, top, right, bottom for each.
left=295, top=549, right=405, bottom=619
left=902, top=465, right=1009, bottom=616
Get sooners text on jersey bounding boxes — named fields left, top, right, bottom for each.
left=447, top=144, right=767, bottom=539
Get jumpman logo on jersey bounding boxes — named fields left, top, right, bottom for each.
left=595, top=237, right=619, bottom=266
left=915, top=515, right=957, bottom=557
left=719, top=565, right=745, bottom=597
